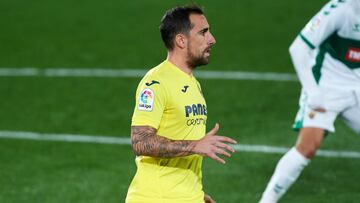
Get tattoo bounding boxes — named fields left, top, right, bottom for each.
left=131, top=126, right=197, bottom=157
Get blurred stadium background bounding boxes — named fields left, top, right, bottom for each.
left=1, top=0, right=360, bottom=202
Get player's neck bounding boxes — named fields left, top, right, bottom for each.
left=167, top=52, right=193, bottom=76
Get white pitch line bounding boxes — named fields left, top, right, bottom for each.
left=1, top=130, right=359, bottom=159
left=0, top=67, right=298, bottom=81
left=0, top=131, right=131, bottom=145
left=0, top=68, right=40, bottom=76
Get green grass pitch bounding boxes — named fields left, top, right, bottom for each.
left=1, top=0, right=360, bottom=202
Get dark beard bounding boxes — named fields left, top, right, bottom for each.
left=186, top=47, right=208, bottom=69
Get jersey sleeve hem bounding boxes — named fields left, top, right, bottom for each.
left=299, top=33, right=316, bottom=50
left=131, top=119, right=159, bottom=130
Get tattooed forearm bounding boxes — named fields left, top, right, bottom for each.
left=131, top=126, right=197, bottom=157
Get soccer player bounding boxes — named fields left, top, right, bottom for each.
left=125, top=6, right=237, bottom=203
left=259, top=0, right=360, bottom=202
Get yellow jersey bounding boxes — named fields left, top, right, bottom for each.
left=126, top=60, right=207, bottom=203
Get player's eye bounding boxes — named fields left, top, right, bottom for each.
left=199, top=28, right=208, bottom=36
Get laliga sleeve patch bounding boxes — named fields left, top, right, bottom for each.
left=310, top=17, right=321, bottom=32
left=138, top=88, right=154, bottom=111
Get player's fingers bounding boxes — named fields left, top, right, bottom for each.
left=207, top=153, right=225, bottom=164
left=207, top=123, right=220, bottom=135
left=215, top=148, right=231, bottom=158
left=215, top=142, right=235, bottom=153
left=214, top=136, right=237, bottom=144
left=209, top=198, right=216, bottom=203
left=204, top=194, right=216, bottom=203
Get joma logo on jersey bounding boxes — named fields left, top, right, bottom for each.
left=185, top=104, right=207, bottom=117
left=346, top=48, right=360, bottom=63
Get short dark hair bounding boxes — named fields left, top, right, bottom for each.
left=159, top=6, right=204, bottom=50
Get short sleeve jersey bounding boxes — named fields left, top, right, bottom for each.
left=126, top=60, right=207, bottom=203
left=299, top=0, right=360, bottom=87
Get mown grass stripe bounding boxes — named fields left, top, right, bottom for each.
left=0, top=67, right=298, bottom=81
left=1, top=130, right=359, bottom=158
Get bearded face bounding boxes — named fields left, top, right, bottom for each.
left=185, top=14, right=216, bottom=69
left=186, top=42, right=212, bottom=68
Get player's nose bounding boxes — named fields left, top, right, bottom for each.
left=208, top=32, right=216, bottom=45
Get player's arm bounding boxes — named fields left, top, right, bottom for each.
left=290, top=1, right=344, bottom=112
left=289, top=37, right=317, bottom=93
left=289, top=37, right=326, bottom=112
left=131, top=125, right=196, bottom=157
left=131, top=123, right=237, bottom=164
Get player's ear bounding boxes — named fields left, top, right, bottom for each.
left=174, top=34, right=187, bottom=49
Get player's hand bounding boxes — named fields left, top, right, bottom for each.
left=307, top=91, right=326, bottom=112
left=204, top=193, right=216, bottom=203
left=192, top=123, right=237, bottom=164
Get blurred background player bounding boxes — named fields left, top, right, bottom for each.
left=259, top=0, right=360, bottom=202
left=125, top=5, right=237, bottom=203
